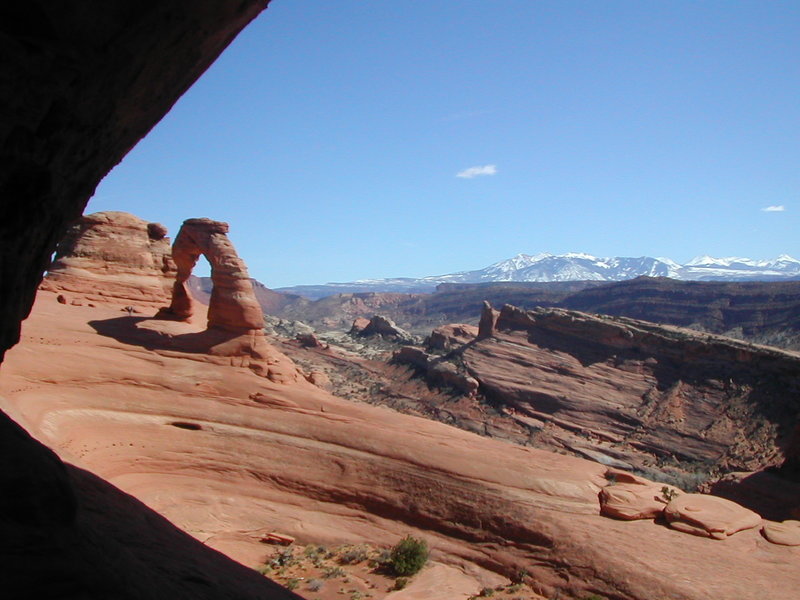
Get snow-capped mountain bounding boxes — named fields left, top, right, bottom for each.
left=276, top=253, right=800, bottom=298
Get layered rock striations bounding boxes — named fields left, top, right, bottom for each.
left=420, top=303, right=800, bottom=480
left=41, top=211, right=176, bottom=308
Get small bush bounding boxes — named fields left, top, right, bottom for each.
left=285, top=578, right=300, bottom=590
left=370, top=548, right=392, bottom=568
left=339, top=546, right=369, bottom=565
left=393, top=577, right=409, bottom=590
left=306, top=579, right=324, bottom=592
left=661, top=486, right=679, bottom=502
left=388, top=535, right=429, bottom=576
left=323, top=566, right=346, bottom=579
left=304, top=544, right=325, bottom=558
left=479, top=587, right=495, bottom=597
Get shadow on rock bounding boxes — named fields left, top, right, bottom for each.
left=88, top=316, right=255, bottom=356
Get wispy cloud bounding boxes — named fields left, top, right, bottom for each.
left=456, top=164, right=497, bottom=179
left=761, top=205, right=786, bottom=212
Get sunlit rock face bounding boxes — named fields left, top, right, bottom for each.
left=41, top=211, right=177, bottom=308
left=166, top=218, right=264, bottom=332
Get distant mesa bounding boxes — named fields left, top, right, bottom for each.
left=41, top=211, right=176, bottom=307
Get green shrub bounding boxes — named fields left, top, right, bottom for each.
left=388, top=535, right=429, bottom=576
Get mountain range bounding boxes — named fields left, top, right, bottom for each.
left=277, top=253, right=800, bottom=299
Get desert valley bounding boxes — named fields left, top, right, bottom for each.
left=2, top=3, right=799, bottom=600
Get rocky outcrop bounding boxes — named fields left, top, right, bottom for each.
left=150, top=218, right=300, bottom=383
left=5, top=295, right=800, bottom=600
left=664, top=494, right=762, bottom=539
left=40, top=211, right=176, bottom=308
left=762, top=520, right=800, bottom=546
left=270, top=278, right=800, bottom=350
left=428, top=323, right=478, bottom=351
left=356, top=315, right=416, bottom=344
left=599, top=471, right=681, bottom=521
left=349, top=317, right=371, bottom=335
left=163, top=218, right=263, bottom=332
left=477, top=301, right=499, bottom=339
left=437, top=304, right=800, bottom=483
left=392, top=323, right=481, bottom=396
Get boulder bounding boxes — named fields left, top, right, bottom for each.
left=664, top=493, right=762, bottom=539
left=393, top=346, right=431, bottom=370
left=762, top=520, right=800, bottom=546
left=600, top=481, right=680, bottom=521
left=427, top=323, right=478, bottom=352
left=296, top=332, right=324, bottom=349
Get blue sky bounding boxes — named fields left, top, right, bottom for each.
left=88, top=1, right=799, bottom=287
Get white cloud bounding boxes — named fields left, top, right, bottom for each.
left=761, top=205, right=786, bottom=212
left=456, top=164, right=497, bottom=179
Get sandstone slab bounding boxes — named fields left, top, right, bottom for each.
left=664, top=493, right=762, bottom=539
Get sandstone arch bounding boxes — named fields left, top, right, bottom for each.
left=165, top=218, right=264, bottom=332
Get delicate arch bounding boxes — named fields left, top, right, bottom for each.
left=166, top=218, right=264, bottom=332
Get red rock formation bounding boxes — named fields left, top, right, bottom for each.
left=599, top=471, right=681, bottom=520
left=477, top=300, right=499, bottom=339
left=762, top=520, right=800, bottom=546
left=459, top=304, right=800, bottom=476
left=41, top=211, right=176, bottom=309
left=5, top=295, right=800, bottom=600
left=164, top=218, right=263, bottom=332
left=664, top=494, right=762, bottom=539
left=428, top=323, right=478, bottom=352
left=349, top=317, right=371, bottom=335
left=149, top=218, right=300, bottom=383
left=357, top=315, right=416, bottom=343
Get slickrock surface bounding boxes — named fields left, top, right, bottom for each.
left=459, top=304, right=800, bottom=476
left=41, top=211, right=176, bottom=309
left=2, top=293, right=799, bottom=600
